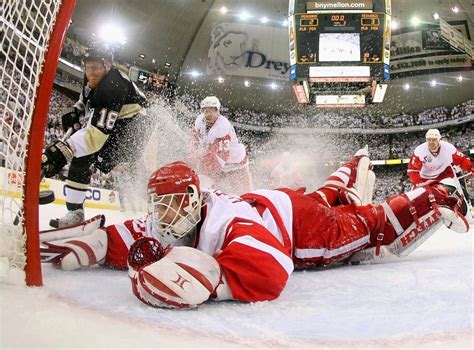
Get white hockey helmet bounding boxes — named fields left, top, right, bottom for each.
left=200, top=96, right=221, bottom=111
left=425, top=129, right=441, bottom=139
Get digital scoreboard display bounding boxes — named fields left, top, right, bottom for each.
left=295, top=13, right=385, bottom=65
left=288, top=0, right=391, bottom=106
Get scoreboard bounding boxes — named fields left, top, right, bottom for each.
left=288, top=0, right=391, bottom=107
left=296, top=13, right=385, bottom=65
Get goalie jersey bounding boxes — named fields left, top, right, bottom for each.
left=67, top=67, right=146, bottom=158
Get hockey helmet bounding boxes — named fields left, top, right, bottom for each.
left=200, top=96, right=221, bottom=111
left=83, top=46, right=114, bottom=64
left=147, top=161, right=202, bottom=242
left=425, top=129, right=441, bottom=140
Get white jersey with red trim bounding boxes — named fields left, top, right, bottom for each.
left=408, top=141, right=471, bottom=184
left=197, top=189, right=293, bottom=254
left=104, top=187, right=295, bottom=300
left=193, top=114, right=247, bottom=170
left=196, top=188, right=295, bottom=301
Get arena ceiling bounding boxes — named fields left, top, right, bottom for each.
left=67, top=0, right=474, bottom=115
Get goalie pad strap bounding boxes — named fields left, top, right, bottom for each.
left=373, top=205, right=386, bottom=256
left=425, top=186, right=441, bottom=216
left=402, top=193, right=420, bottom=225
left=381, top=202, right=404, bottom=235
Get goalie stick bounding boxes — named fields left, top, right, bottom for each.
left=13, top=128, right=73, bottom=226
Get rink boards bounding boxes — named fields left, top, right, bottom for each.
left=0, top=167, right=121, bottom=211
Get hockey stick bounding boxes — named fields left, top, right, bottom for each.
left=457, top=171, right=472, bottom=180
left=13, top=128, right=73, bottom=226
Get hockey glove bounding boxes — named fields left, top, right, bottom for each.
left=128, top=237, right=166, bottom=271
left=41, top=228, right=108, bottom=270
left=42, top=139, right=74, bottom=177
left=129, top=243, right=222, bottom=309
left=61, top=108, right=81, bottom=134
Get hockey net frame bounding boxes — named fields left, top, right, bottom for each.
left=1, top=0, right=76, bottom=286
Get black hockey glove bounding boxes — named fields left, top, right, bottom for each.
left=61, top=108, right=81, bottom=134
left=42, top=140, right=74, bottom=177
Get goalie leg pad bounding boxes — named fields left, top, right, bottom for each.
left=439, top=176, right=470, bottom=216
left=438, top=206, right=469, bottom=233
left=42, top=228, right=108, bottom=271
left=349, top=188, right=446, bottom=264
left=323, top=155, right=375, bottom=206
left=129, top=246, right=223, bottom=309
left=355, top=160, right=376, bottom=205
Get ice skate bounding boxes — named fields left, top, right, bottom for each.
left=49, top=209, right=85, bottom=229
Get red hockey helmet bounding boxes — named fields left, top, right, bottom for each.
left=147, top=161, right=202, bottom=242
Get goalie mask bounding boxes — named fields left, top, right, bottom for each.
left=147, top=161, right=202, bottom=242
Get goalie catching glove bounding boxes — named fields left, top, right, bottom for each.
left=42, top=139, right=74, bottom=177
left=128, top=237, right=227, bottom=309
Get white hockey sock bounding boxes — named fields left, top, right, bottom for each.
left=65, top=184, right=87, bottom=206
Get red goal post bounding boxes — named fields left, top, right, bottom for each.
left=0, top=0, right=76, bottom=286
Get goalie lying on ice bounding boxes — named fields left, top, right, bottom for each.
left=40, top=149, right=470, bottom=309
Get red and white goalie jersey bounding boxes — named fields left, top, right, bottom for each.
left=48, top=156, right=467, bottom=306
left=104, top=183, right=462, bottom=303
left=408, top=141, right=471, bottom=185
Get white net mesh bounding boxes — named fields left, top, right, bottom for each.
left=0, top=0, right=64, bottom=277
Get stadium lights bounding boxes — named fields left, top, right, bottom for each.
left=244, top=80, right=251, bottom=87
left=220, top=6, right=228, bottom=14
left=239, top=11, right=251, bottom=21
left=411, top=16, right=420, bottom=26
left=430, top=80, right=437, bottom=87
left=391, top=20, right=399, bottom=29
left=432, top=12, right=440, bottom=20
left=217, top=76, right=225, bottom=83
left=403, top=83, right=410, bottom=90
left=452, top=6, right=459, bottom=13
left=98, top=23, right=127, bottom=45
left=270, top=83, right=278, bottom=90
left=456, top=75, right=463, bottom=82
left=282, top=19, right=288, bottom=26
left=260, top=16, right=269, bottom=24
left=190, top=70, right=201, bottom=78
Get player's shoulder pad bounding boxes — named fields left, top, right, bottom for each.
left=440, top=140, right=456, bottom=152
left=413, top=142, right=428, bottom=156
left=211, top=116, right=233, bottom=137
left=95, top=67, right=131, bottom=103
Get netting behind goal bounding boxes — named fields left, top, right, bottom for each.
left=0, top=0, right=76, bottom=285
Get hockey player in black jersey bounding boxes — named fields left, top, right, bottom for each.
left=42, top=47, right=150, bottom=228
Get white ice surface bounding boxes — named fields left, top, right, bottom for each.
left=1, top=204, right=473, bottom=349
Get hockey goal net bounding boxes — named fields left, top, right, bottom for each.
left=0, top=0, right=76, bottom=286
